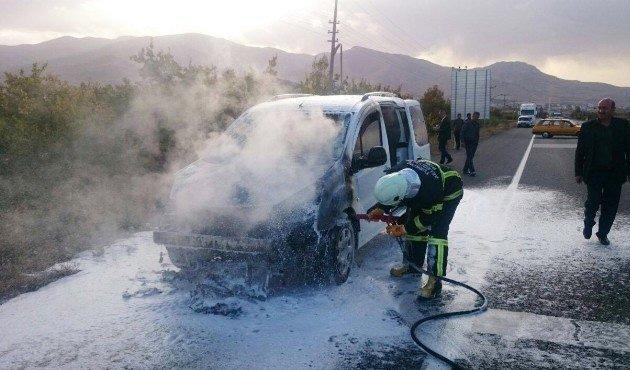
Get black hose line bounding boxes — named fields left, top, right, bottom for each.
left=397, top=238, right=488, bottom=369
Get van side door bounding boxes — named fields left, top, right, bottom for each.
left=380, top=104, right=408, bottom=166
left=350, top=110, right=390, bottom=247
left=406, top=101, right=431, bottom=160
left=396, top=106, right=413, bottom=162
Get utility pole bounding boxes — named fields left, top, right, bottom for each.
left=328, top=0, right=340, bottom=93
left=463, top=67, right=468, bottom=115
left=339, top=44, right=343, bottom=87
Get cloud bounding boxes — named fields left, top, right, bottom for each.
left=0, top=0, right=628, bottom=86
left=540, top=55, right=630, bottom=87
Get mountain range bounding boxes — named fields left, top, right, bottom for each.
left=1, top=33, right=628, bottom=107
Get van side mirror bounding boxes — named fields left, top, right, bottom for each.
left=366, top=146, right=387, bottom=167
left=351, top=146, right=387, bottom=174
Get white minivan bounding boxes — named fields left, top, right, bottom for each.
left=154, top=93, right=430, bottom=290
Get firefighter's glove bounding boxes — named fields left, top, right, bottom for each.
left=367, top=208, right=385, bottom=221
left=386, top=224, right=406, bottom=237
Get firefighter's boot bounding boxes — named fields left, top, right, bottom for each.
left=418, top=276, right=442, bottom=299
left=390, top=263, right=413, bottom=277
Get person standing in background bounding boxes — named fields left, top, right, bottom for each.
left=462, top=113, right=472, bottom=150
left=452, top=113, right=464, bottom=150
left=575, top=98, right=630, bottom=245
left=437, top=110, right=453, bottom=164
left=461, top=112, right=481, bottom=176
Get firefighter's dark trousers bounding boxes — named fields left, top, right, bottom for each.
left=403, top=196, right=462, bottom=278
left=585, top=171, right=623, bottom=237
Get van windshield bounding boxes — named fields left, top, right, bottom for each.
left=521, top=109, right=535, bottom=116
left=225, top=108, right=351, bottom=162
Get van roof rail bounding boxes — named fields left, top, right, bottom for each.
left=361, top=91, right=398, bottom=101
left=270, top=94, right=313, bottom=101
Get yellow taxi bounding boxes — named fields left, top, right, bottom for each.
left=532, top=118, right=581, bottom=138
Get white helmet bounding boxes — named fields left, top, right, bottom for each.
left=374, top=172, right=408, bottom=206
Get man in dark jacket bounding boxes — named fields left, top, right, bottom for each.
left=575, top=98, right=630, bottom=245
left=461, top=112, right=481, bottom=176
left=464, top=112, right=472, bottom=129
left=452, top=113, right=464, bottom=150
left=436, top=110, right=453, bottom=164
left=369, top=159, right=463, bottom=299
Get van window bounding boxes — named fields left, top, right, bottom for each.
left=397, top=108, right=411, bottom=143
left=409, top=106, right=428, bottom=145
left=354, top=112, right=382, bottom=156
left=381, top=106, right=402, bottom=142
left=380, top=105, right=404, bottom=165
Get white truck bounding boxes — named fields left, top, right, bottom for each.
left=517, top=103, right=537, bottom=127
left=153, top=92, right=430, bottom=291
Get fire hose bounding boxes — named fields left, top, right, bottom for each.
left=356, top=213, right=488, bottom=369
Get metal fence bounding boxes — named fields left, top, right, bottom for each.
left=450, top=67, right=491, bottom=120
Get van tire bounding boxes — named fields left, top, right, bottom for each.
left=328, top=222, right=356, bottom=285
left=542, top=132, right=552, bottom=138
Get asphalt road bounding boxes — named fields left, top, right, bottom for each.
left=404, top=126, right=630, bottom=368
left=448, top=127, right=629, bottom=214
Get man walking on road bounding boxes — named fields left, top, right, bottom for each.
left=437, top=110, right=453, bottom=164
left=453, top=113, right=464, bottom=150
left=462, top=111, right=481, bottom=176
left=575, top=98, right=630, bottom=245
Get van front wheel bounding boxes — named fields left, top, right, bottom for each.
left=542, top=132, right=552, bottom=138
left=329, top=223, right=356, bottom=284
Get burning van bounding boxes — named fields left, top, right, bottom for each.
left=153, top=93, right=430, bottom=292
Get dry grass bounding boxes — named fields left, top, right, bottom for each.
left=0, top=262, right=80, bottom=304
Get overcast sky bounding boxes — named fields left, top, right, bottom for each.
left=1, top=0, right=629, bottom=86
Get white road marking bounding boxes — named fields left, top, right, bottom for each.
left=471, top=309, right=630, bottom=353
left=508, top=135, right=535, bottom=190
left=533, top=143, right=577, bottom=149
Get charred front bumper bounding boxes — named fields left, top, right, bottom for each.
left=152, top=230, right=277, bottom=269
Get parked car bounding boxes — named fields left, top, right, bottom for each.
left=153, top=93, right=430, bottom=289
left=532, top=118, right=581, bottom=138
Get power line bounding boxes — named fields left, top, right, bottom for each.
left=342, top=0, right=412, bottom=54
left=360, top=0, right=427, bottom=53
left=276, top=18, right=325, bottom=37
left=280, top=4, right=441, bottom=96
left=344, top=0, right=426, bottom=55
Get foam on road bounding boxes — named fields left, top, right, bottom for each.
left=1, top=128, right=628, bottom=368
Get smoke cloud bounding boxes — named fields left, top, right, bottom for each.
left=170, top=106, right=343, bottom=231
left=0, top=59, right=292, bottom=283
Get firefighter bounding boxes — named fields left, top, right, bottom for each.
left=369, top=159, right=463, bottom=299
